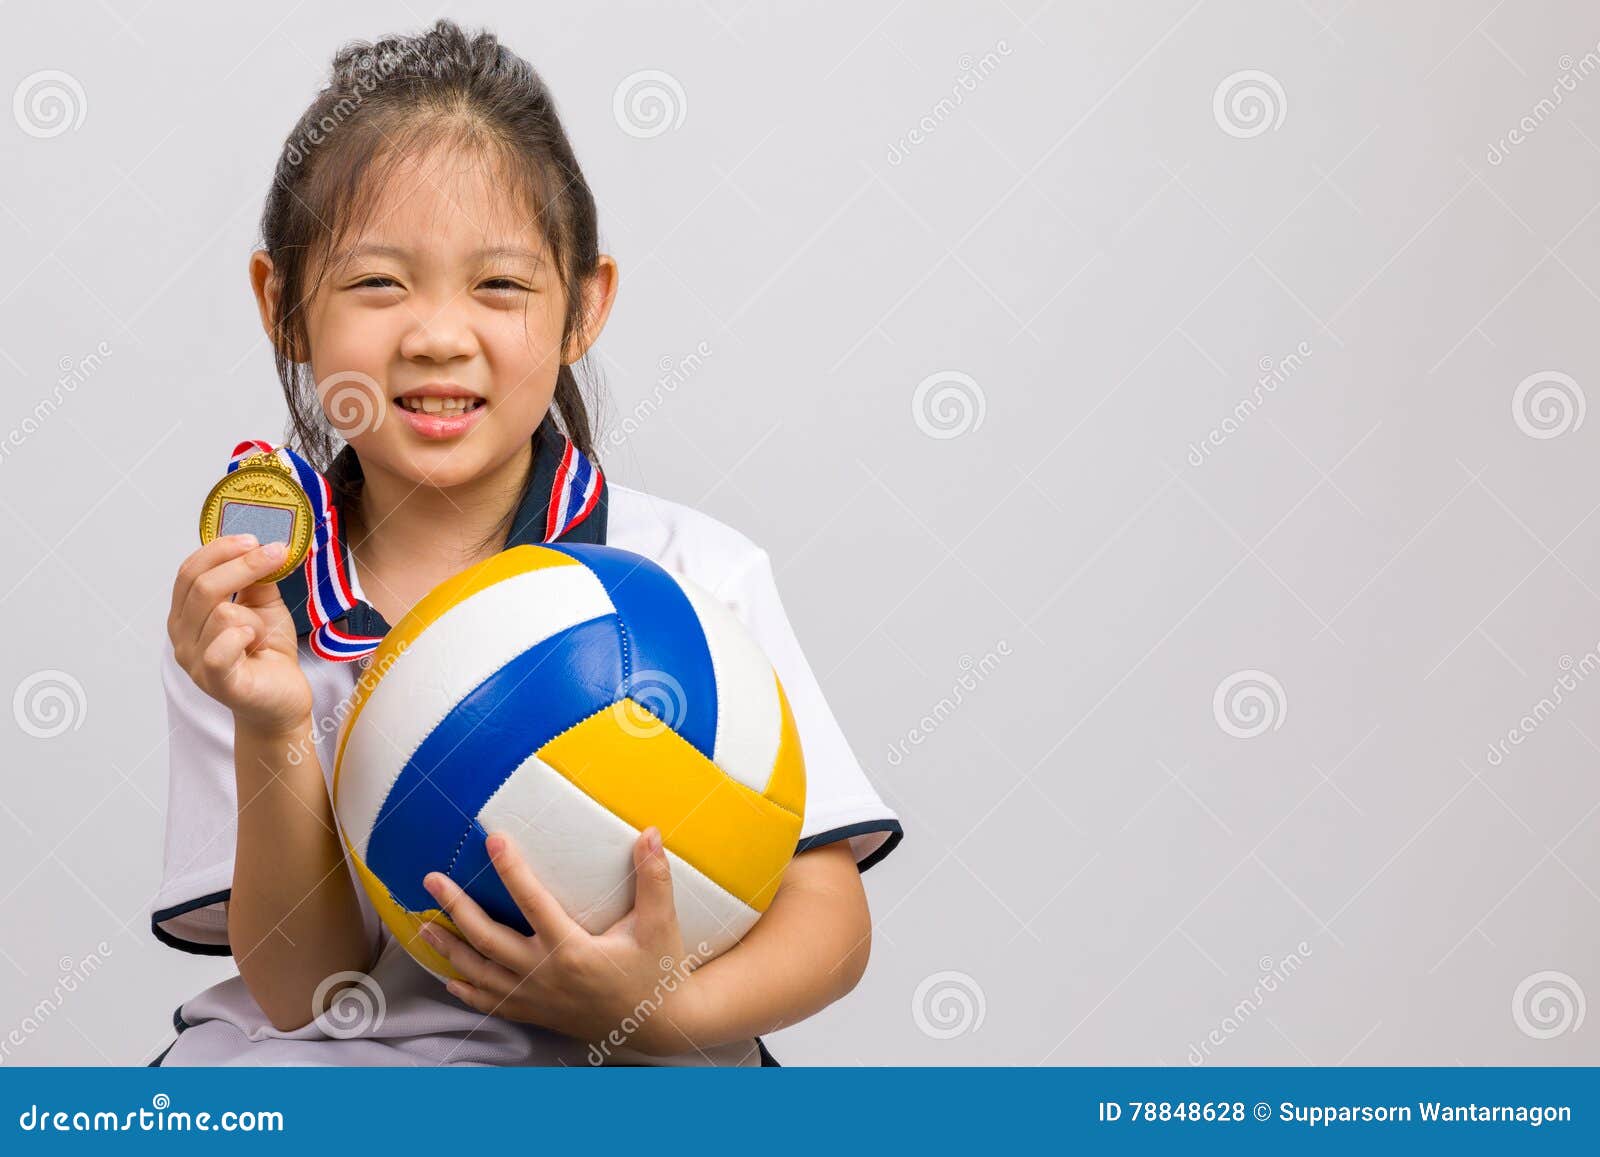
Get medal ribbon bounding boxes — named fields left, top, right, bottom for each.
left=226, top=433, right=606, bottom=664
left=227, top=439, right=382, bottom=662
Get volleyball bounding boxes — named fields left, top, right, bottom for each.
left=331, top=542, right=807, bottom=980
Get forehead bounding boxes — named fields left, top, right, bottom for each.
left=331, top=142, right=549, bottom=267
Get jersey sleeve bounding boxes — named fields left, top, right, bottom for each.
left=149, top=637, right=238, bottom=954
left=715, top=548, right=903, bottom=872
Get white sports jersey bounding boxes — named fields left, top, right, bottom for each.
left=149, top=473, right=902, bottom=1067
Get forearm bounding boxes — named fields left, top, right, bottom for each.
left=664, top=842, right=873, bottom=1052
left=229, top=716, right=371, bottom=1032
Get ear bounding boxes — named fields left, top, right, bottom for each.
left=248, top=250, right=305, bottom=362
left=561, top=255, right=619, bottom=365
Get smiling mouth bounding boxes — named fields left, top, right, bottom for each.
left=394, top=396, right=486, bottom=415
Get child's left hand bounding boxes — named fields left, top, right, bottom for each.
left=417, top=826, right=706, bottom=1056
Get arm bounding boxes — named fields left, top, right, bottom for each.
left=228, top=718, right=374, bottom=1032
left=649, top=841, right=872, bottom=1051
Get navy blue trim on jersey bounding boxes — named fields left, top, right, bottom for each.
left=797, top=819, right=904, bottom=873
left=150, top=888, right=233, bottom=956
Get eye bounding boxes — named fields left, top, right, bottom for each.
left=353, top=276, right=400, bottom=289
left=479, top=277, right=530, bottom=292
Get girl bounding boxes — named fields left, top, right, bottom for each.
left=149, top=19, right=901, bottom=1066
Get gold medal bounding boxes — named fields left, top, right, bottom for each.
left=198, top=451, right=315, bottom=584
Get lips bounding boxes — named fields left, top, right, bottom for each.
left=391, top=395, right=489, bottom=440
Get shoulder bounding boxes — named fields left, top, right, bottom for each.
left=604, top=482, right=768, bottom=596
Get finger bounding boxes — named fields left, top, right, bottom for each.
left=623, top=827, right=679, bottom=946
left=199, top=623, right=255, bottom=694
left=170, top=535, right=261, bottom=633
left=422, top=871, right=535, bottom=969
left=442, top=978, right=497, bottom=1015
left=485, top=832, right=584, bottom=945
left=179, top=542, right=288, bottom=650
left=419, top=921, right=520, bottom=995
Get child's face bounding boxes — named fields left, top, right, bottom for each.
left=291, top=144, right=612, bottom=492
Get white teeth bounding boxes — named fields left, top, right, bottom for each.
left=399, top=397, right=480, bottom=414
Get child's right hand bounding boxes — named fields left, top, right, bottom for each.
left=168, top=535, right=313, bottom=736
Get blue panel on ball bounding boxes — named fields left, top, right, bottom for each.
left=367, top=614, right=625, bottom=913
left=542, top=542, right=718, bottom=760
left=448, top=820, right=533, bottom=936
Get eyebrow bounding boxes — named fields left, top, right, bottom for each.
left=335, top=244, right=544, bottom=265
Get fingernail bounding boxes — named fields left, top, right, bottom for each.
left=237, top=534, right=259, bottom=549
left=262, top=542, right=285, bottom=561
left=646, top=827, right=662, bottom=854
left=423, top=873, right=442, bottom=896
left=485, top=833, right=506, bottom=857
left=419, top=926, right=439, bottom=948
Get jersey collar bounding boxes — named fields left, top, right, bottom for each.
left=276, top=418, right=608, bottom=640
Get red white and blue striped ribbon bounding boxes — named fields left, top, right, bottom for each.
left=228, top=434, right=604, bottom=664
left=227, top=439, right=383, bottom=663
left=544, top=434, right=604, bottom=540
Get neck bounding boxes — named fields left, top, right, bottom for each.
left=348, top=439, right=533, bottom=575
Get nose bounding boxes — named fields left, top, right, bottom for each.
left=398, top=296, right=477, bottom=363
